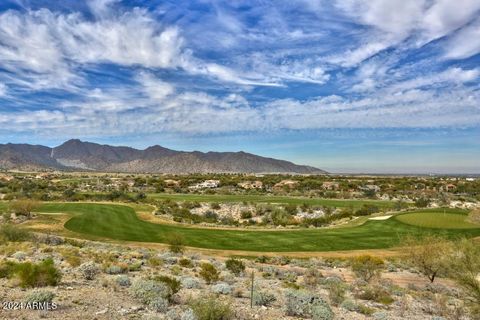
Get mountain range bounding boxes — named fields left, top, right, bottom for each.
left=0, top=139, right=326, bottom=174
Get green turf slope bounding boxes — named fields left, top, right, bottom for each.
left=38, top=203, right=480, bottom=252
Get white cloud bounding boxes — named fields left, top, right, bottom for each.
left=332, top=0, right=480, bottom=66
left=444, top=18, right=480, bottom=59
left=0, top=83, right=7, bottom=96
left=136, top=72, right=175, bottom=101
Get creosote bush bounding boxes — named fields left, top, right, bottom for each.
left=167, top=233, right=186, bottom=254
left=130, top=279, right=171, bottom=311
left=153, top=275, right=181, bottom=301
left=0, top=224, right=31, bottom=242
left=25, top=290, right=55, bottom=303
left=225, top=258, right=245, bottom=276
left=78, top=262, right=100, bottom=280
left=351, top=255, right=384, bottom=282
left=189, top=295, right=233, bottom=320
left=285, top=290, right=333, bottom=318
left=1, top=258, right=61, bottom=288
left=253, top=290, right=276, bottom=306
left=199, top=262, right=220, bottom=284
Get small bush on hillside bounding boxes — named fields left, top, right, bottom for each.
left=210, top=203, right=221, bottom=210
left=189, top=295, right=233, bottom=320
left=25, top=290, right=55, bottom=303
left=225, top=258, right=245, bottom=276
left=212, top=282, right=232, bottom=295
left=181, top=277, right=200, bottom=289
left=9, top=199, right=40, bottom=218
left=356, top=285, right=394, bottom=305
left=0, top=224, right=31, bottom=242
left=10, top=258, right=61, bottom=288
left=304, top=267, right=323, bottom=288
left=285, top=290, right=332, bottom=318
left=327, top=281, right=346, bottom=306
left=116, top=275, right=131, bottom=287
left=351, top=255, right=384, bottom=282
left=312, top=303, right=334, bottom=320
left=240, top=211, right=252, bottom=219
left=199, top=263, right=220, bottom=284
left=104, top=264, right=127, bottom=275
left=78, top=262, right=100, bottom=280
left=130, top=279, right=171, bottom=310
left=253, top=290, right=276, bottom=306
left=148, top=257, right=163, bottom=267
left=167, top=233, right=186, bottom=254
left=154, top=275, right=181, bottom=300
left=179, top=258, right=194, bottom=268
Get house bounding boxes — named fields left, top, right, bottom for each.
left=322, top=181, right=339, bottom=190
left=188, top=180, right=221, bottom=190
left=238, top=181, right=263, bottom=189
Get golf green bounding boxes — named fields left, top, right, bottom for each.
left=35, top=203, right=480, bottom=252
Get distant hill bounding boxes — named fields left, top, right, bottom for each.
left=0, top=139, right=326, bottom=174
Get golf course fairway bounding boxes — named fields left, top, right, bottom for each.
left=37, top=203, right=480, bottom=252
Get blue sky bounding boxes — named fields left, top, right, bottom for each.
left=0, top=0, right=479, bottom=173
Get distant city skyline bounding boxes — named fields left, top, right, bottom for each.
left=0, top=1, right=479, bottom=173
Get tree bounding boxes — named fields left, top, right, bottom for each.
left=402, top=235, right=453, bottom=283
left=351, top=255, right=384, bottom=282
left=9, top=199, right=40, bottom=218
left=448, top=239, right=480, bottom=318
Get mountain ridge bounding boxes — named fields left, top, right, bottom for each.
left=0, top=139, right=326, bottom=174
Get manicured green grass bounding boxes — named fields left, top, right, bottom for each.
left=35, top=203, right=480, bottom=252
left=394, top=209, right=479, bottom=229
left=148, top=193, right=394, bottom=209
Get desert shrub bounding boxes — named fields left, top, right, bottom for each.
left=148, top=257, right=163, bottom=267
left=12, top=251, right=27, bottom=261
left=116, top=275, right=131, bottom=287
left=12, top=258, right=61, bottom=288
left=0, top=224, right=31, bottom=242
left=154, top=275, right=181, bottom=300
left=179, top=258, right=194, bottom=268
left=402, top=235, right=453, bottom=283
left=78, top=262, right=100, bottom=280
left=9, top=199, right=40, bottom=218
left=340, top=299, right=358, bottom=312
left=25, top=290, right=55, bottom=303
left=356, top=285, right=394, bottom=305
left=104, top=264, right=127, bottom=275
left=212, top=282, right=232, bottom=295
left=240, top=211, right=252, bottom=219
left=210, top=202, right=221, bottom=210
left=199, top=263, right=220, bottom=284
left=351, top=255, right=384, bottom=282
left=358, top=303, right=375, bottom=315
left=149, top=297, right=169, bottom=312
left=225, top=258, right=245, bottom=276
left=285, top=290, right=332, bottom=318
left=128, top=261, right=142, bottom=272
left=304, top=267, right=323, bottom=287
left=167, top=233, right=186, bottom=254
left=189, top=295, right=233, bottom=320
left=130, top=279, right=171, bottom=310
left=448, top=238, right=480, bottom=317
left=181, top=277, right=201, bottom=289
left=181, top=309, right=196, bottom=320
left=312, top=303, right=334, bottom=320
left=327, top=281, right=346, bottom=306
left=253, top=290, right=276, bottom=306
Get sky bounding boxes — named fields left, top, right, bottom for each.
left=0, top=0, right=479, bottom=174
